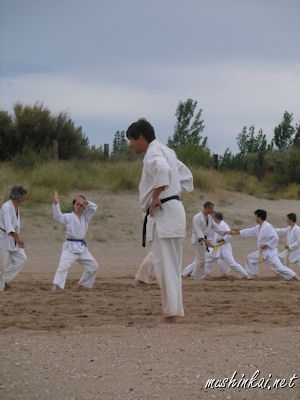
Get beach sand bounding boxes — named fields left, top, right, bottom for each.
left=1, top=190, right=299, bottom=400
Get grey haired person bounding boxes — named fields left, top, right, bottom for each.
left=0, top=185, right=28, bottom=291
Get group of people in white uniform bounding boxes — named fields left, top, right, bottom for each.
left=0, top=185, right=99, bottom=293
left=1, top=119, right=300, bottom=324
left=181, top=203, right=300, bottom=282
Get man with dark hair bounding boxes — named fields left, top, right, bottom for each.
left=230, top=209, right=300, bottom=281
left=182, top=201, right=225, bottom=280
left=276, top=213, right=300, bottom=267
left=0, top=185, right=28, bottom=291
left=126, top=118, right=193, bottom=323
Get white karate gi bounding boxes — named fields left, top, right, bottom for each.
left=136, top=158, right=194, bottom=285
left=135, top=251, right=154, bottom=284
left=240, top=221, right=296, bottom=280
left=0, top=200, right=27, bottom=290
left=276, top=224, right=300, bottom=267
left=52, top=201, right=99, bottom=289
left=182, top=228, right=230, bottom=277
left=204, top=220, right=247, bottom=278
left=140, top=139, right=193, bottom=317
left=183, top=211, right=224, bottom=280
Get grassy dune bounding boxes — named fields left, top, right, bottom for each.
left=1, top=159, right=299, bottom=206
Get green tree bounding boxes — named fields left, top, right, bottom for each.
left=284, top=148, right=300, bottom=184
left=111, top=130, right=135, bottom=160
left=0, top=102, right=89, bottom=161
left=219, top=148, right=243, bottom=171
left=0, top=110, right=15, bottom=161
left=168, top=98, right=206, bottom=148
left=292, top=122, right=300, bottom=148
left=54, top=112, right=89, bottom=159
left=272, top=111, right=295, bottom=150
left=237, top=125, right=268, bottom=155
left=112, top=130, right=127, bottom=153
left=13, top=102, right=54, bottom=154
left=168, top=98, right=209, bottom=166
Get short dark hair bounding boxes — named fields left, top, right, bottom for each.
left=204, top=201, right=214, bottom=209
left=287, top=213, right=296, bottom=222
left=72, top=195, right=86, bottom=206
left=254, top=209, right=267, bottom=220
left=9, top=185, right=28, bottom=200
left=214, top=212, right=223, bottom=220
left=126, top=118, right=156, bottom=143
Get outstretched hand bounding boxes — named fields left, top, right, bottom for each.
left=54, top=190, right=60, bottom=204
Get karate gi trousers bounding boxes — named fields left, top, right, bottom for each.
left=53, top=242, right=99, bottom=289
left=0, top=241, right=26, bottom=290
left=151, top=226, right=184, bottom=317
left=245, top=250, right=296, bottom=280
left=135, top=251, right=154, bottom=283
left=205, top=243, right=247, bottom=278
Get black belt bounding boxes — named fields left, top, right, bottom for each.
left=142, top=195, right=180, bottom=247
left=198, top=235, right=209, bottom=252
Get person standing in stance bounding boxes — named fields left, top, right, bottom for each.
left=0, top=185, right=28, bottom=291
left=275, top=213, right=300, bottom=267
left=126, top=118, right=193, bottom=323
left=52, top=190, right=99, bottom=291
left=230, top=209, right=300, bottom=281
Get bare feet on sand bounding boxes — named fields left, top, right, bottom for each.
left=157, top=316, right=182, bottom=324
left=134, top=279, right=146, bottom=287
left=51, top=284, right=63, bottom=291
left=74, top=284, right=85, bottom=291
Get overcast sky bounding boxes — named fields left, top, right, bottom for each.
left=1, top=0, right=299, bottom=154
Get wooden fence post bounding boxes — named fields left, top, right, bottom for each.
left=104, top=144, right=109, bottom=160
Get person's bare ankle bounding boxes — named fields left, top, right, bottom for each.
left=51, top=284, right=63, bottom=291
left=157, top=316, right=182, bottom=324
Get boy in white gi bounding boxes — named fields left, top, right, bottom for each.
left=52, top=190, right=99, bottom=291
left=0, top=185, right=28, bottom=291
left=126, top=118, right=193, bottom=323
left=276, top=213, right=300, bottom=267
left=230, top=209, right=300, bottom=281
left=203, top=212, right=251, bottom=279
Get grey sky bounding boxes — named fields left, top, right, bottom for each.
left=1, top=0, right=299, bottom=154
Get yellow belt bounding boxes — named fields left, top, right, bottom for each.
left=259, top=251, right=263, bottom=263
left=213, top=241, right=227, bottom=252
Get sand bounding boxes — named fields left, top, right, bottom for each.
left=0, top=190, right=300, bottom=400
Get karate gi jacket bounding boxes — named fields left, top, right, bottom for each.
left=191, top=212, right=224, bottom=246
left=0, top=200, right=21, bottom=251
left=240, top=221, right=279, bottom=259
left=139, top=139, right=193, bottom=242
left=276, top=224, right=300, bottom=263
left=53, top=201, right=97, bottom=254
left=276, top=224, right=300, bottom=252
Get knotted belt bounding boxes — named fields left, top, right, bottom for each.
left=198, top=236, right=209, bottom=252
left=67, top=238, right=86, bottom=246
left=259, top=251, right=263, bottom=263
left=142, top=195, right=180, bottom=247
left=213, top=241, right=227, bottom=252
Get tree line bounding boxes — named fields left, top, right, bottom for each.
left=1, top=99, right=299, bottom=184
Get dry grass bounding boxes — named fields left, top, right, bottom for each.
left=1, top=159, right=300, bottom=205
